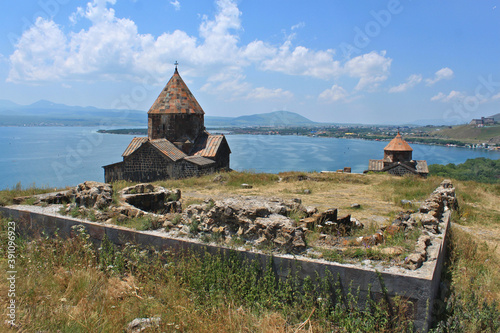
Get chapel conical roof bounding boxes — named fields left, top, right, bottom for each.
left=384, top=132, right=413, bottom=151
left=148, top=68, right=205, bottom=115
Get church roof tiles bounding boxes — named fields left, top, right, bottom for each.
left=184, top=155, right=216, bottom=166
left=147, top=68, right=205, bottom=115
left=122, top=137, right=148, bottom=157
left=384, top=132, right=413, bottom=152
left=150, top=139, right=187, bottom=161
left=192, top=133, right=230, bottom=158
left=122, top=137, right=187, bottom=161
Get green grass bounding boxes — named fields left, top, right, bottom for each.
left=224, top=171, right=280, bottom=188
left=114, top=215, right=161, bottom=231
left=380, top=175, right=442, bottom=207
left=0, top=219, right=417, bottom=332
left=0, top=182, right=63, bottom=206
left=452, top=181, right=500, bottom=227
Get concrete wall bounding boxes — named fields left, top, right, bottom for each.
left=0, top=206, right=451, bottom=331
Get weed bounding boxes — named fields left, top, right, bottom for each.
left=189, top=217, right=200, bottom=234
left=183, top=198, right=204, bottom=207
left=24, top=197, right=37, bottom=205
left=167, top=192, right=180, bottom=201
left=224, top=171, right=279, bottom=188
left=287, top=208, right=306, bottom=223
left=115, top=215, right=159, bottom=231
left=210, top=230, right=223, bottom=244
left=430, top=228, right=500, bottom=332
left=317, top=248, right=345, bottom=263
left=229, top=235, right=246, bottom=247
left=200, top=233, right=210, bottom=243
left=0, top=183, right=59, bottom=206
left=171, top=213, right=182, bottom=225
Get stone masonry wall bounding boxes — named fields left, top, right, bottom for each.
left=123, top=144, right=176, bottom=182
left=0, top=205, right=450, bottom=332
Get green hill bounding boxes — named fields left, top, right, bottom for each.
left=492, top=112, right=500, bottom=122
left=428, top=124, right=500, bottom=144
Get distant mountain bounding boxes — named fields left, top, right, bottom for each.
left=0, top=99, right=22, bottom=108
left=490, top=113, right=500, bottom=122
left=0, top=99, right=147, bottom=126
left=206, top=110, right=316, bottom=127
left=0, top=99, right=315, bottom=127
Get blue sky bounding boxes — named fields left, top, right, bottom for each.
left=0, top=0, right=499, bottom=124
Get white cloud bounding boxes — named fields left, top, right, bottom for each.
left=246, top=87, right=294, bottom=100
left=430, top=90, right=465, bottom=102
left=7, top=0, right=393, bottom=100
left=319, top=84, right=349, bottom=103
left=8, top=18, right=68, bottom=82
left=201, top=70, right=251, bottom=99
left=170, top=0, right=181, bottom=11
left=426, top=67, right=454, bottom=86
left=343, top=51, right=392, bottom=91
left=260, top=40, right=341, bottom=80
left=492, top=92, right=500, bottom=100
left=291, top=22, right=305, bottom=31
left=388, top=74, right=422, bottom=93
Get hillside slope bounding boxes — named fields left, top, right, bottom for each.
left=429, top=124, right=500, bottom=144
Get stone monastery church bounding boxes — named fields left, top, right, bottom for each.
left=103, top=66, right=231, bottom=183
left=365, top=132, right=428, bottom=177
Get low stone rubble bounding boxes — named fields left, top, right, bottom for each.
left=310, top=179, right=457, bottom=269
left=72, top=181, right=114, bottom=209
left=181, top=196, right=309, bottom=253
left=125, top=317, right=161, bottom=333
left=300, top=208, right=361, bottom=235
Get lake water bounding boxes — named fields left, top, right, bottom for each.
left=1, top=126, right=499, bottom=190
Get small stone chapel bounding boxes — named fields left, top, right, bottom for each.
left=365, top=132, right=428, bottom=177
left=103, top=65, right=231, bottom=183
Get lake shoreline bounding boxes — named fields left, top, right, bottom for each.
left=96, top=128, right=500, bottom=151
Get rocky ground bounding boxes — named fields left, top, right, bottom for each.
left=9, top=178, right=458, bottom=271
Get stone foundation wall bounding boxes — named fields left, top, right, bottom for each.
left=0, top=203, right=451, bottom=332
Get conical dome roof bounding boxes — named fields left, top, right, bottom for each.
left=148, top=68, right=204, bottom=115
left=384, top=132, right=413, bottom=151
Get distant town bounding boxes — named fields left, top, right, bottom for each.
left=100, top=120, right=500, bottom=151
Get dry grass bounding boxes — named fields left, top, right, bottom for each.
left=0, top=225, right=413, bottom=332
left=1, top=171, right=500, bottom=331
left=154, top=171, right=442, bottom=229
left=451, top=181, right=500, bottom=259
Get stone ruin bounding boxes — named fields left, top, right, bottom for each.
left=15, top=179, right=457, bottom=269
left=13, top=181, right=113, bottom=208
left=119, top=183, right=181, bottom=215
left=309, top=179, right=457, bottom=269
left=181, top=196, right=309, bottom=253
